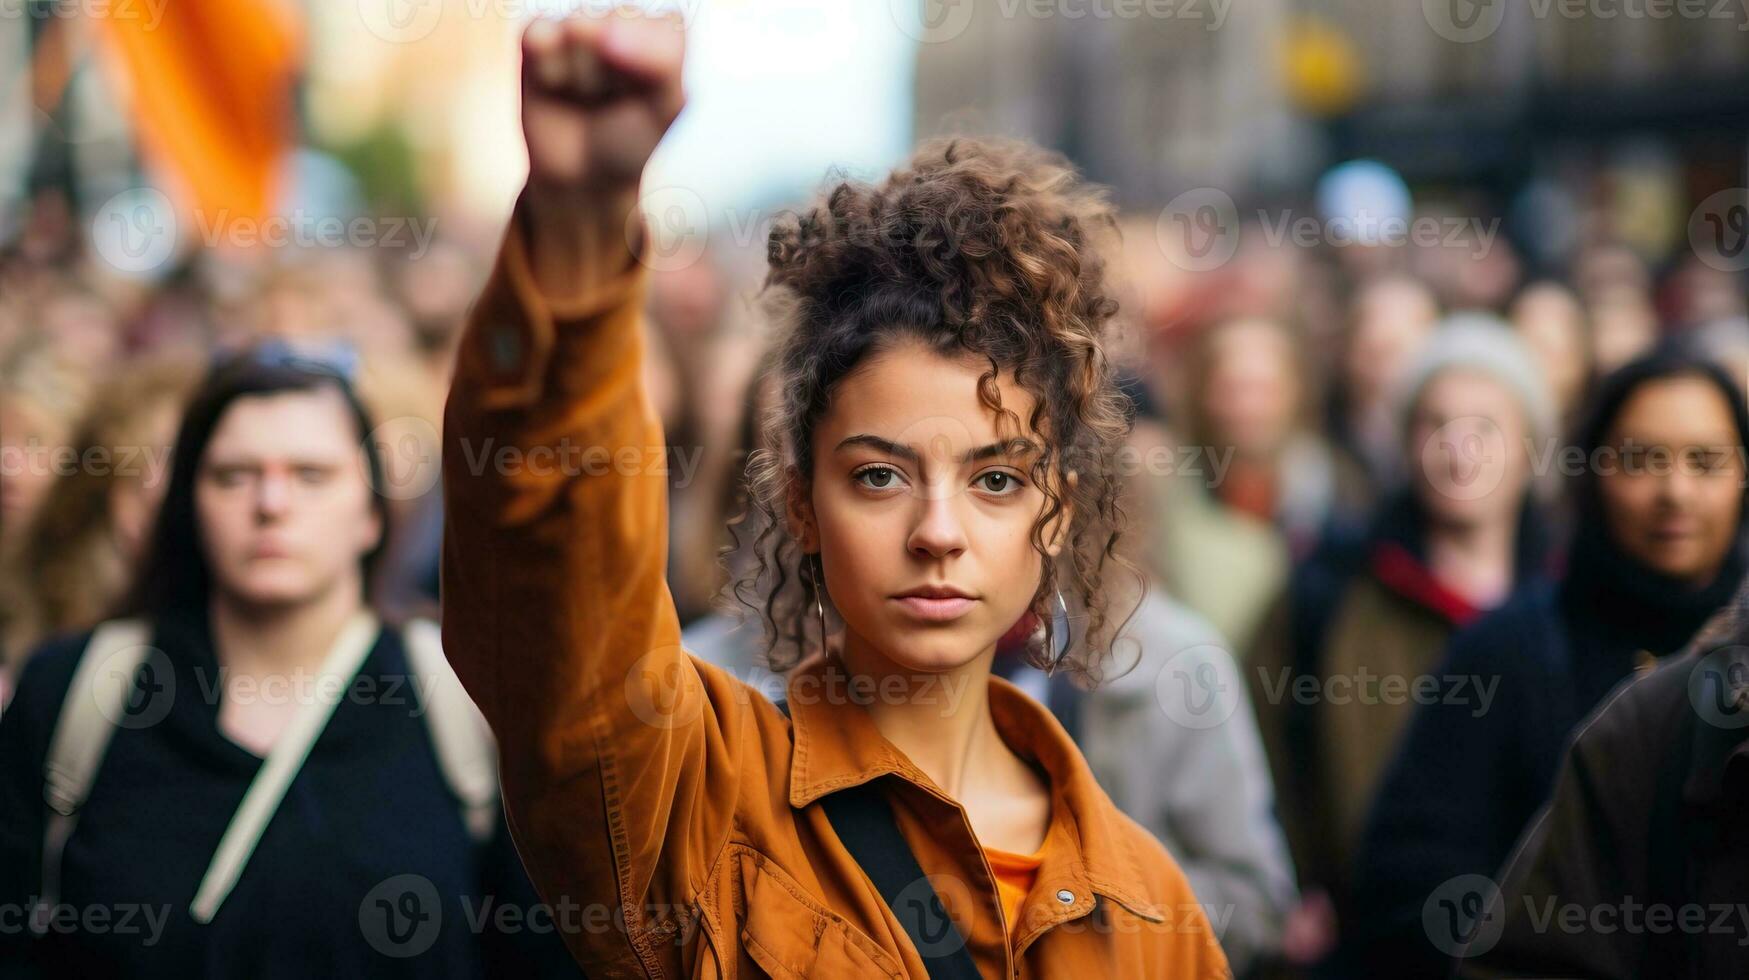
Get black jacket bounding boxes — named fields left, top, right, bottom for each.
left=0, top=611, right=582, bottom=980
left=1456, top=641, right=1749, bottom=979
left=1347, top=531, right=1747, bottom=977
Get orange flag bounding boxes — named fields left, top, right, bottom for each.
left=96, top=0, right=304, bottom=227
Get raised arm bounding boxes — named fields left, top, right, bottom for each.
left=439, top=13, right=738, bottom=976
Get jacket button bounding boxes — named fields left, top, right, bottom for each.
left=1055, top=889, right=1075, bottom=904
left=489, top=325, right=523, bottom=372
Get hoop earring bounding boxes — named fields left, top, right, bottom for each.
left=811, top=553, right=830, bottom=658
left=1043, top=587, right=1071, bottom=677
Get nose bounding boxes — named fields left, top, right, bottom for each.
left=906, top=488, right=968, bottom=560
left=254, top=467, right=292, bottom=521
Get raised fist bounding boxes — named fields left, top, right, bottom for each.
left=520, top=8, right=686, bottom=196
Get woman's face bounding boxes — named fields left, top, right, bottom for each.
left=794, top=340, right=1073, bottom=676
left=1598, top=377, right=1745, bottom=585
left=1409, top=368, right=1532, bottom=529
left=195, top=388, right=382, bottom=609
left=1202, top=319, right=1298, bottom=459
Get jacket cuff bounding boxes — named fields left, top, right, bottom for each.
left=465, top=188, right=651, bottom=410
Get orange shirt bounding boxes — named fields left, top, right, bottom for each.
left=986, top=843, right=1046, bottom=934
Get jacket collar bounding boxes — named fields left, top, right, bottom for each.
left=781, top=654, right=1166, bottom=923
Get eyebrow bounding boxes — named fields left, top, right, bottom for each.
left=833, top=433, right=1041, bottom=465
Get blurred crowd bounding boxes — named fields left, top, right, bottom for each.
left=3, top=159, right=1749, bottom=977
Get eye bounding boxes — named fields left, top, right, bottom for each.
left=852, top=465, right=904, bottom=491
left=294, top=465, right=332, bottom=485
left=975, top=470, right=1026, bottom=496
left=206, top=466, right=248, bottom=488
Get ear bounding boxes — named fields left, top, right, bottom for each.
left=783, top=465, right=818, bottom=554
left=1045, top=469, right=1078, bottom=558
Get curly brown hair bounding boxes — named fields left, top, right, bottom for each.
left=724, top=136, right=1145, bottom=680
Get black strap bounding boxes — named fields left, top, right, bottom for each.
left=775, top=699, right=982, bottom=979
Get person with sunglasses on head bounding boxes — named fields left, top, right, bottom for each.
left=0, top=342, right=580, bottom=978
left=438, top=8, right=1230, bottom=979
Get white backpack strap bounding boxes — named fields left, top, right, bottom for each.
left=189, top=611, right=380, bottom=923
left=402, top=618, right=499, bottom=842
left=32, top=619, right=152, bottom=934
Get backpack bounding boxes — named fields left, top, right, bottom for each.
left=31, top=615, right=497, bottom=933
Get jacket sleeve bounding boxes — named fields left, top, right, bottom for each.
left=440, top=192, right=750, bottom=978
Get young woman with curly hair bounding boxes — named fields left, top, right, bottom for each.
left=440, top=10, right=1230, bottom=978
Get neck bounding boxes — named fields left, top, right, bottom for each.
left=1424, top=511, right=1518, bottom=608
left=209, top=575, right=366, bottom=677
left=836, top=630, right=1007, bottom=801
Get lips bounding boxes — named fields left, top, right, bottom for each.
left=891, top=585, right=978, bottom=622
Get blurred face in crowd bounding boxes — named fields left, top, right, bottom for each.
left=1409, top=368, right=1532, bottom=529
left=1589, top=284, right=1659, bottom=376
left=0, top=397, right=63, bottom=542
left=1202, top=318, right=1300, bottom=459
left=110, top=400, right=184, bottom=564
left=795, top=339, right=1072, bottom=675
left=1511, top=283, right=1589, bottom=416
left=1597, top=377, right=1745, bottom=585
left=1346, top=278, right=1437, bottom=413
left=195, top=388, right=382, bottom=610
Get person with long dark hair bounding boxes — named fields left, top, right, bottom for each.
left=0, top=343, right=578, bottom=978
left=439, top=9, right=1228, bottom=978
left=1349, top=345, right=1749, bottom=976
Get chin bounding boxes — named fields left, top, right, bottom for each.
left=875, top=633, right=988, bottom=674
left=229, top=575, right=322, bottom=609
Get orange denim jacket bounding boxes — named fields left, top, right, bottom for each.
left=440, top=195, right=1233, bottom=979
